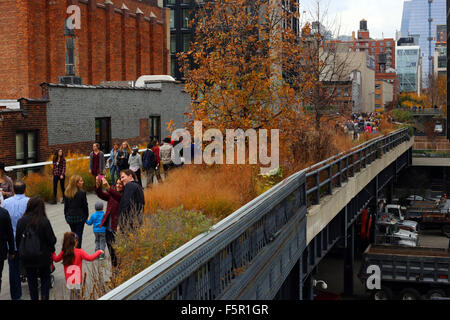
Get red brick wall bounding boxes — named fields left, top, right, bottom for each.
left=0, top=101, right=49, bottom=166
left=0, top=0, right=168, bottom=100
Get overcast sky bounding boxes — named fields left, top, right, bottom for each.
left=299, top=0, right=405, bottom=39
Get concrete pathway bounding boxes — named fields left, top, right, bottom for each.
left=0, top=174, right=157, bottom=300
left=0, top=193, right=111, bottom=300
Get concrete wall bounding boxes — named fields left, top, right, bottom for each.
left=326, top=51, right=376, bottom=113
left=306, top=138, right=414, bottom=244
left=45, top=82, right=189, bottom=146
left=382, top=81, right=394, bottom=109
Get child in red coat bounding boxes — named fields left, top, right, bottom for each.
left=52, top=232, right=103, bottom=299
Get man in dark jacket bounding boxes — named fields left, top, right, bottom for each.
left=0, top=206, right=14, bottom=294
left=118, top=169, right=145, bottom=231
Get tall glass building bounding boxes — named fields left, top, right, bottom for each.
left=400, top=0, right=446, bottom=86
left=396, top=46, right=422, bottom=94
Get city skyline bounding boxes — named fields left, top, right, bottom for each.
left=300, top=0, right=404, bottom=39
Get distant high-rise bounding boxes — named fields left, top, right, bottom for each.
left=400, top=0, right=446, bottom=86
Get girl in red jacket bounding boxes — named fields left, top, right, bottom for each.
left=52, top=232, right=103, bottom=299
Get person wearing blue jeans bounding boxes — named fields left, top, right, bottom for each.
left=1, top=180, right=29, bottom=300
left=86, top=202, right=106, bottom=259
left=109, top=143, right=120, bottom=186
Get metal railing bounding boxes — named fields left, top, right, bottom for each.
left=4, top=149, right=148, bottom=173
left=100, top=127, right=411, bottom=300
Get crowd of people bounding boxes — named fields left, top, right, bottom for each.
left=0, top=135, right=194, bottom=300
left=338, top=112, right=384, bottom=140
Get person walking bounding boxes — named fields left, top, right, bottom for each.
left=95, top=177, right=123, bottom=267
left=128, top=146, right=143, bottom=187
left=117, top=141, right=131, bottom=172
left=52, top=232, right=102, bottom=299
left=52, top=149, right=66, bottom=205
left=0, top=162, right=14, bottom=206
left=89, top=143, right=105, bottom=178
left=85, top=202, right=106, bottom=260
left=0, top=205, right=14, bottom=295
left=15, top=197, right=57, bottom=301
left=142, top=143, right=157, bottom=188
left=64, top=175, right=89, bottom=249
left=159, top=138, right=174, bottom=178
left=108, top=143, right=120, bottom=186
left=151, top=139, right=163, bottom=183
left=1, top=180, right=29, bottom=300
left=118, top=169, right=145, bottom=232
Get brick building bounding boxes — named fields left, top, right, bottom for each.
left=327, top=20, right=397, bottom=111
left=0, top=0, right=170, bottom=100
left=322, top=81, right=353, bottom=114
left=0, top=81, right=189, bottom=169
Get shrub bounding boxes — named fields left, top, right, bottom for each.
left=145, top=164, right=257, bottom=220
left=107, top=207, right=215, bottom=291
left=23, top=172, right=54, bottom=202
left=392, top=109, right=413, bottom=123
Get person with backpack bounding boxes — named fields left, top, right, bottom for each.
left=0, top=205, right=14, bottom=296
left=52, top=232, right=103, bottom=299
left=142, top=142, right=157, bottom=188
left=64, top=175, right=89, bottom=249
left=1, top=180, right=29, bottom=300
left=15, top=197, right=57, bottom=300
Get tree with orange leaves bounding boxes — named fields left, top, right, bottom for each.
left=179, top=0, right=306, bottom=136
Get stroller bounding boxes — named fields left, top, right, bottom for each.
left=20, top=262, right=56, bottom=289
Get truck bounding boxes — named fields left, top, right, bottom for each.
left=359, top=244, right=450, bottom=300
left=405, top=198, right=450, bottom=235
left=378, top=204, right=419, bottom=233
left=374, top=219, right=418, bottom=247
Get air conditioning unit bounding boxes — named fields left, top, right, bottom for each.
left=58, top=76, right=82, bottom=85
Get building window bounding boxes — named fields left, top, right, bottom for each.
left=167, top=0, right=176, bottom=4
left=183, top=34, right=191, bottom=52
left=375, top=94, right=381, bottom=100
left=95, top=118, right=111, bottom=153
left=182, top=9, right=192, bottom=28
left=171, top=56, right=177, bottom=77
left=171, top=34, right=177, bottom=54
left=149, top=116, right=161, bottom=142
left=170, top=9, right=175, bottom=29
left=65, top=38, right=75, bottom=76
left=375, top=84, right=381, bottom=89
left=16, top=131, right=38, bottom=176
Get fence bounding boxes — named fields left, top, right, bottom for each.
left=4, top=149, right=148, bottom=174
left=99, top=127, right=410, bottom=300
